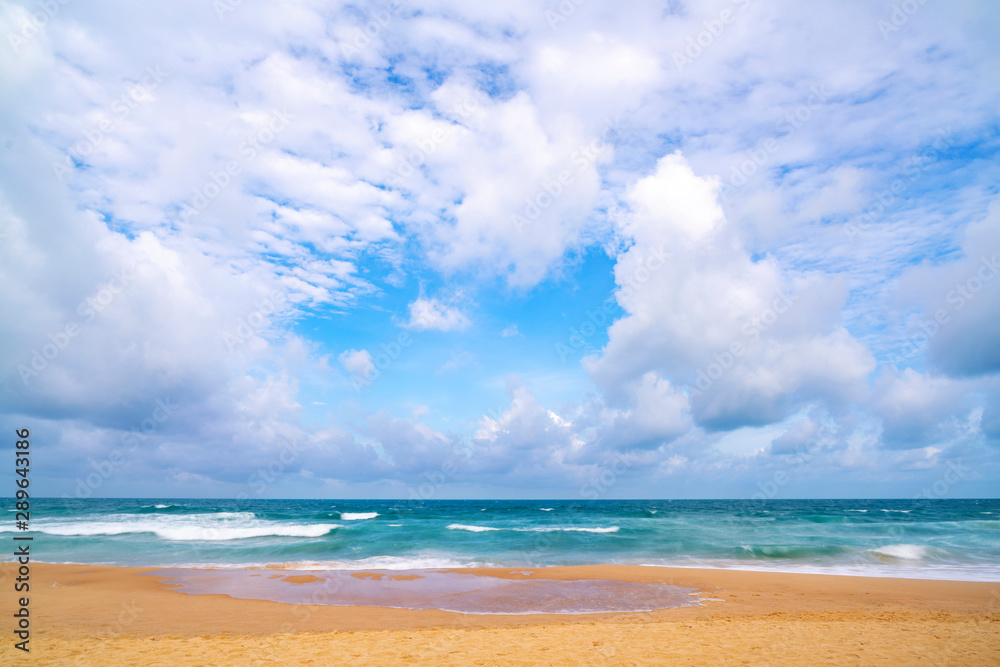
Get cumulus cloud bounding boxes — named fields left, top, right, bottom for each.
left=770, top=418, right=820, bottom=456
left=594, top=372, right=690, bottom=450
left=892, top=196, right=1000, bottom=378
left=403, top=297, right=471, bottom=332
left=873, top=368, right=965, bottom=450
left=587, top=152, right=875, bottom=432
left=338, top=349, right=374, bottom=379
left=471, top=383, right=579, bottom=478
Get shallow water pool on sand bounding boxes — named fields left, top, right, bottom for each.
left=145, top=568, right=701, bottom=614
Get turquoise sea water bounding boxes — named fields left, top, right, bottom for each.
left=8, top=498, right=1000, bottom=581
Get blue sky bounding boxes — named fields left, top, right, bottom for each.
left=1, top=0, right=999, bottom=499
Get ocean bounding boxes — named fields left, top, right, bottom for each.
left=10, top=498, right=1000, bottom=582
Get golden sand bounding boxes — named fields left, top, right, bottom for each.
left=2, top=562, right=998, bottom=665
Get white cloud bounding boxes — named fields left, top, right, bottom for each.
left=770, top=418, right=820, bottom=456
left=403, top=297, right=471, bottom=332
left=596, top=372, right=690, bottom=450
left=471, top=384, right=578, bottom=479
left=338, top=349, right=374, bottom=379
left=874, top=368, right=964, bottom=450
left=587, top=151, right=875, bottom=431
left=892, top=196, right=1000, bottom=378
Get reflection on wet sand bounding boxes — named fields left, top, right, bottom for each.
left=145, top=568, right=701, bottom=614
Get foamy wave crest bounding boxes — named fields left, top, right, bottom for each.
left=446, top=524, right=619, bottom=534
left=880, top=509, right=912, bottom=513
left=540, top=508, right=554, bottom=511
left=224, top=556, right=498, bottom=570
left=519, top=526, right=620, bottom=533
left=26, top=512, right=340, bottom=541
left=871, top=544, right=929, bottom=561
left=33, top=522, right=341, bottom=541
left=154, top=524, right=340, bottom=541
left=340, top=512, right=379, bottom=521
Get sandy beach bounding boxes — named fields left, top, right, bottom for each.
left=2, top=562, right=998, bottom=665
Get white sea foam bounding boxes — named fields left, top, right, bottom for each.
left=540, top=508, right=554, bottom=511
left=21, top=512, right=340, bottom=541
left=636, top=559, right=1000, bottom=582
left=197, top=556, right=497, bottom=570
left=340, top=512, right=379, bottom=521
left=155, top=504, right=171, bottom=509
left=519, top=526, right=620, bottom=534
left=871, top=544, right=928, bottom=560
left=880, top=509, right=912, bottom=513
left=846, top=509, right=868, bottom=512
left=153, top=524, right=340, bottom=541
left=446, top=524, right=619, bottom=534
left=31, top=522, right=341, bottom=541
left=317, top=555, right=494, bottom=570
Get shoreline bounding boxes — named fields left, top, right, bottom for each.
left=18, top=555, right=1000, bottom=584
left=3, top=562, right=999, bottom=664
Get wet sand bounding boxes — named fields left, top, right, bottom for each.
left=2, top=562, right=998, bottom=665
